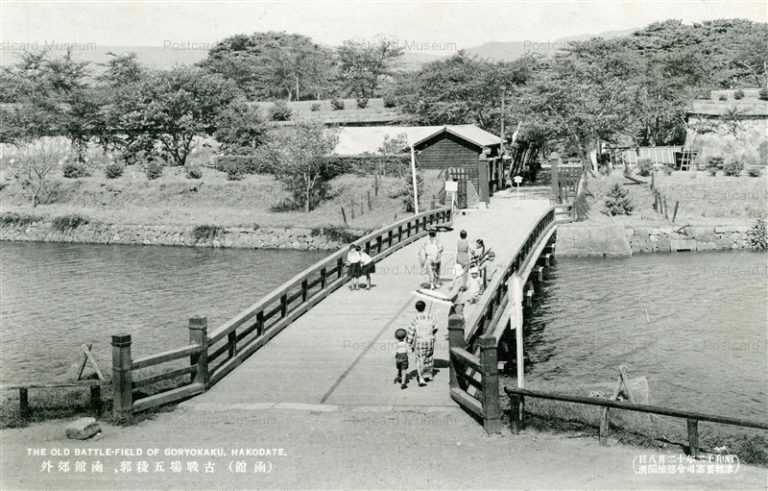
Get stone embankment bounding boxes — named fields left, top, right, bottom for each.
left=557, top=222, right=753, bottom=256
left=0, top=221, right=364, bottom=250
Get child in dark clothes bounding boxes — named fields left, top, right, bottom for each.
left=393, top=328, right=409, bottom=389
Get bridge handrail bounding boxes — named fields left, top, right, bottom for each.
left=207, top=207, right=452, bottom=344
left=464, top=207, right=556, bottom=348
left=110, top=207, right=452, bottom=420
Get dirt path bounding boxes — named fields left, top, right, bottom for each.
left=1, top=406, right=766, bottom=490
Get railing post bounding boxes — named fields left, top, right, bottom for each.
left=687, top=419, right=699, bottom=458
left=320, top=267, right=327, bottom=289
left=301, top=279, right=308, bottom=302
left=188, top=316, right=209, bottom=387
left=228, top=331, right=237, bottom=358
left=256, top=311, right=264, bottom=337
left=111, top=334, right=133, bottom=422
left=337, top=257, right=344, bottom=279
left=479, top=334, right=501, bottom=434
left=398, top=225, right=403, bottom=243
left=447, top=304, right=466, bottom=391
left=551, top=155, right=559, bottom=203
left=387, top=230, right=393, bottom=247
left=280, top=294, right=288, bottom=318
left=377, top=235, right=383, bottom=254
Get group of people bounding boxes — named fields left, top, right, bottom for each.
left=394, top=300, right=437, bottom=389
left=343, top=226, right=493, bottom=391
left=346, top=244, right=375, bottom=290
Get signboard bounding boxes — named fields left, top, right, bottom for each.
left=444, top=180, right=458, bottom=192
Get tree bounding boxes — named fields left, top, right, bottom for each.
left=395, top=52, right=531, bottom=130
left=115, top=66, right=241, bottom=167
left=11, top=142, right=64, bottom=206
left=214, top=99, right=268, bottom=153
left=200, top=32, right=335, bottom=100
left=263, top=122, right=339, bottom=212
left=336, top=38, right=403, bottom=98
left=2, top=50, right=99, bottom=161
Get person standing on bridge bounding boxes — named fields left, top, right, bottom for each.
left=406, top=300, right=438, bottom=386
left=346, top=245, right=362, bottom=290
left=356, top=245, right=375, bottom=290
left=455, top=229, right=471, bottom=289
left=422, top=229, right=444, bottom=290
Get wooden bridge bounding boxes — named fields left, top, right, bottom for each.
left=109, top=195, right=556, bottom=426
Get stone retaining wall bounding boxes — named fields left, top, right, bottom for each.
left=0, top=221, right=365, bottom=250
left=557, top=222, right=752, bottom=256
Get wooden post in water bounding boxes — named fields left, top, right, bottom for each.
left=90, top=385, right=102, bottom=417
left=447, top=304, right=465, bottom=391
left=111, top=334, right=133, bottom=421
left=188, top=317, right=209, bottom=387
left=19, top=388, right=30, bottom=418
left=479, top=334, right=502, bottom=434
left=687, top=419, right=699, bottom=458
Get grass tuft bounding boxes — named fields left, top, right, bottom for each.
left=51, top=214, right=89, bottom=231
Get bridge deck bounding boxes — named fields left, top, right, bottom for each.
left=187, top=197, right=551, bottom=411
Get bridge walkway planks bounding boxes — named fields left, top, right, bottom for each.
left=186, top=196, right=551, bottom=411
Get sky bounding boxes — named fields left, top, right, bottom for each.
left=1, top=0, right=766, bottom=51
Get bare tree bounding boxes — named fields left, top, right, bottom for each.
left=12, top=141, right=65, bottom=206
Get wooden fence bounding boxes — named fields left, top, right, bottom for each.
left=0, top=381, right=104, bottom=419
left=448, top=207, right=557, bottom=433
left=111, top=207, right=453, bottom=419
left=505, top=387, right=768, bottom=458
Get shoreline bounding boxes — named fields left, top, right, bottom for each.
left=0, top=220, right=367, bottom=251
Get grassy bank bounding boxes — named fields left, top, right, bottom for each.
left=0, top=164, right=413, bottom=232
left=580, top=169, right=766, bottom=227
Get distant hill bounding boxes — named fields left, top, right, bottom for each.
left=464, top=28, right=637, bottom=61
left=0, top=27, right=637, bottom=71
left=0, top=44, right=447, bottom=72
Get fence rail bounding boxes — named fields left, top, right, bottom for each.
left=505, top=387, right=768, bottom=457
left=0, top=381, right=104, bottom=418
left=111, top=207, right=453, bottom=419
left=447, top=207, right=557, bottom=434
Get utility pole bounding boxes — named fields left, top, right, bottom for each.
left=500, top=85, right=506, bottom=154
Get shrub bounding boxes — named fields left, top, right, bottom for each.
left=747, top=167, right=762, bottom=177
left=733, top=89, right=745, bottom=100
left=356, top=97, right=369, bottom=109
left=104, top=162, right=124, bottom=179
left=663, top=165, right=673, bottom=176
left=572, top=192, right=590, bottom=221
left=311, top=226, right=363, bottom=244
left=383, top=95, right=397, bottom=108
left=603, top=184, right=634, bottom=216
left=51, top=214, right=89, bottom=232
left=310, top=103, right=321, bottom=112
left=192, top=224, right=222, bottom=242
left=330, top=97, right=345, bottom=111
left=145, top=161, right=164, bottom=180
left=222, top=160, right=245, bottom=181
left=718, top=95, right=728, bottom=101
left=707, top=156, right=724, bottom=170
left=723, top=159, right=744, bottom=177
left=185, top=165, right=203, bottom=179
left=708, top=168, right=718, bottom=177
left=270, top=100, right=292, bottom=121
left=759, top=88, right=768, bottom=101
left=62, top=163, right=90, bottom=178
left=399, top=173, right=423, bottom=212
left=747, top=217, right=767, bottom=250
left=0, top=212, right=42, bottom=227
left=637, top=158, right=653, bottom=177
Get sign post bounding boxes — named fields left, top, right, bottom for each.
left=445, top=179, right=458, bottom=216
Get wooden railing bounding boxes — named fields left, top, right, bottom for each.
left=505, top=387, right=768, bottom=458
left=0, top=380, right=104, bottom=419
left=464, top=208, right=556, bottom=350
left=111, top=207, right=453, bottom=419
left=448, top=207, right=557, bottom=433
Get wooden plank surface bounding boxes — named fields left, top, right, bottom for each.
left=186, top=197, right=551, bottom=410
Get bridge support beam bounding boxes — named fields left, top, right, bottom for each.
left=525, top=285, right=534, bottom=307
